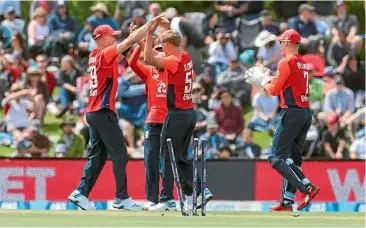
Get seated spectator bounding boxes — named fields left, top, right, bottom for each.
left=48, top=1, right=77, bottom=42
left=214, top=89, right=244, bottom=144
left=327, top=30, right=351, bottom=68
left=8, top=32, right=29, bottom=69
left=22, top=119, right=50, bottom=158
left=58, top=55, right=82, bottom=111
left=202, top=11, right=219, bottom=44
left=1, top=7, right=24, bottom=34
left=288, top=4, right=321, bottom=54
left=29, top=0, right=57, bottom=18
left=36, top=54, right=56, bottom=96
left=322, top=114, right=348, bottom=159
left=259, top=9, right=280, bottom=35
left=199, top=119, right=229, bottom=159
left=27, top=7, right=49, bottom=48
left=1, top=54, right=23, bottom=83
left=318, top=75, right=355, bottom=126
left=332, top=0, right=362, bottom=51
left=9, top=139, right=32, bottom=158
left=254, top=30, right=282, bottom=71
left=215, top=1, right=248, bottom=33
left=54, top=119, right=85, bottom=158
left=310, top=9, right=330, bottom=37
left=192, top=83, right=210, bottom=112
left=217, top=58, right=251, bottom=107
left=335, top=54, right=365, bottom=109
left=146, top=3, right=161, bottom=22
left=349, top=132, right=365, bottom=159
left=193, top=94, right=208, bottom=138
left=121, top=8, right=146, bottom=34
left=208, top=31, right=237, bottom=75
left=248, top=89, right=278, bottom=133
left=235, top=128, right=262, bottom=159
left=21, top=67, right=48, bottom=121
left=0, top=0, right=20, bottom=18
left=2, top=83, right=33, bottom=142
left=88, top=3, right=118, bottom=31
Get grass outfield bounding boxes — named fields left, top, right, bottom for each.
left=0, top=211, right=364, bottom=227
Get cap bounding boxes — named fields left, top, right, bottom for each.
left=27, top=67, right=43, bottom=75
left=334, top=74, right=344, bottom=84
left=298, top=3, right=315, bottom=13
left=61, top=118, right=76, bottom=127
left=259, top=9, right=270, bottom=17
left=5, top=6, right=15, bottom=14
left=328, top=113, right=339, bottom=125
left=207, top=119, right=219, bottom=129
left=279, top=29, right=301, bottom=45
left=56, top=0, right=67, bottom=8
left=255, top=30, right=277, bottom=47
left=92, top=25, right=121, bottom=40
left=90, top=2, right=108, bottom=15
left=132, top=8, right=145, bottom=17
left=335, top=0, right=347, bottom=7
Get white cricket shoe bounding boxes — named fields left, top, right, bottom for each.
left=113, top=197, right=143, bottom=210
left=68, top=190, right=95, bottom=210
left=143, top=201, right=156, bottom=210
left=149, top=200, right=177, bottom=211
left=197, top=188, right=213, bottom=209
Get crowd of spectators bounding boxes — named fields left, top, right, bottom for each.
left=0, top=0, right=364, bottom=160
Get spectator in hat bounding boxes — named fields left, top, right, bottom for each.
left=208, top=31, right=237, bottom=75
left=322, top=113, right=348, bottom=159
left=248, top=89, right=278, bottom=133
left=35, top=54, right=56, bottom=96
left=318, top=75, right=355, bottom=126
left=87, top=2, right=118, bottom=31
left=215, top=1, right=248, bottom=33
left=332, top=0, right=362, bottom=51
left=58, top=55, right=82, bottom=112
left=254, top=30, right=282, bottom=71
left=146, top=3, right=161, bottom=22
left=9, top=139, right=33, bottom=158
left=54, top=118, right=85, bottom=158
left=259, top=9, right=280, bottom=35
left=214, top=89, right=244, bottom=144
left=1, top=6, right=24, bottom=34
left=327, top=30, right=352, bottom=68
left=121, top=8, right=146, bottom=35
left=217, top=58, right=251, bottom=107
left=349, top=131, right=365, bottom=159
left=27, top=7, right=49, bottom=47
left=48, top=1, right=77, bottom=42
left=202, top=11, right=219, bottom=44
left=0, top=0, right=20, bottom=18
left=199, top=119, right=229, bottom=159
left=2, top=83, right=33, bottom=142
left=235, top=128, right=262, bottom=159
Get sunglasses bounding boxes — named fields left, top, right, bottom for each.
left=36, top=59, right=46, bottom=63
left=92, top=32, right=108, bottom=40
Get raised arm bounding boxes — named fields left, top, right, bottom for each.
left=144, top=32, right=165, bottom=69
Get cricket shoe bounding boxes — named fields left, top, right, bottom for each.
left=143, top=201, right=156, bottom=210
left=113, top=197, right=143, bottom=210
left=149, top=200, right=177, bottom=211
left=197, top=188, right=213, bottom=209
left=68, top=190, right=95, bottom=210
left=297, top=185, right=320, bottom=210
left=269, top=204, right=293, bottom=212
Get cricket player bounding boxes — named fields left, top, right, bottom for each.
left=144, top=29, right=213, bottom=209
left=68, top=16, right=164, bottom=210
left=128, top=32, right=176, bottom=211
left=244, top=29, right=320, bottom=212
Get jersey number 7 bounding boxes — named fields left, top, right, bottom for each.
left=304, top=71, right=309, bottom=95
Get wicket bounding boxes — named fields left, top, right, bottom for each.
left=200, top=138, right=207, bottom=216
left=192, top=138, right=199, bottom=216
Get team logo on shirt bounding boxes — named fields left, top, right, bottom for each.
left=157, top=82, right=167, bottom=97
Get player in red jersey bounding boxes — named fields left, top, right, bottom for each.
left=144, top=29, right=213, bottom=211
left=245, top=29, right=320, bottom=212
left=68, top=16, right=164, bottom=211
left=128, top=31, right=175, bottom=211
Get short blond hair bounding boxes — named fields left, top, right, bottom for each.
left=159, top=30, right=181, bottom=47
left=32, top=7, right=47, bottom=20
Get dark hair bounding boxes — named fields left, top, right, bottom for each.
left=11, top=32, right=26, bottom=50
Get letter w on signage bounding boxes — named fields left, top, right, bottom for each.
left=328, top=169, right=365, bottom=202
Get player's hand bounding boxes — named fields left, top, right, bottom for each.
left=244, top=67, right=271, bottom=89
left=129, top=22, right=137, bottom=34
left=148, top=21, right=159, bottom=34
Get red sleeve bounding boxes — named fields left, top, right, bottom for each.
left=128, top=46, right=149, bottom=83
left=162, top=56, right=179, bottom=73
left=265, top=58, right=290, bottom=96
left=102, top=44, right=118, bottom=66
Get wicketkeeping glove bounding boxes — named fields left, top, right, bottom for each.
left=244, top=67, right=272, bottom=89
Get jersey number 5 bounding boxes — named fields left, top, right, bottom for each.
left=304, top=71, right=309, bottom=95
left=184, top=70, right=194, bottom=94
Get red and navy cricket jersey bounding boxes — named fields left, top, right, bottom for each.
left=164, top=51, right=194, bottom=110
left=86, top=45, right=119, bottom=113
left=266, top=54, right=310, bottom=109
